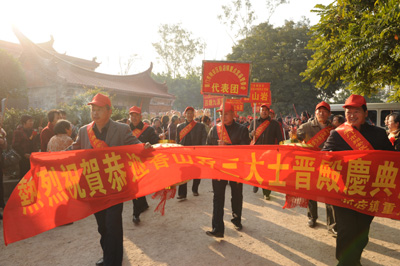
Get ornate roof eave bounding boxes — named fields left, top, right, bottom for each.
left=71, top=82, right=175, bottom=99
left=13, top=28, right=174, bottom=99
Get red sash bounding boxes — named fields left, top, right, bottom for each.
left=179, top=121, right=197, bottom=142
left=336, top=123, right=374, bottom=150
left=87, top=122, right=109, bottom=149
left=132, top=124, right=149, bottom=138
left=216, top=123, right=232, bottom=144
left=306, top=126, right=334, bottom=149
left=251, top=119, right=271, bottom=145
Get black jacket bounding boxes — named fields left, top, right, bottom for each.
left=176, top=121, right=207, bottom=145
left=322, top=123, right=394, bottom=152
left=249, top=117, right=283, bottom=145
left=130, top=121, right=160, bottom=145
left=207, top=121, right=250, bottom=145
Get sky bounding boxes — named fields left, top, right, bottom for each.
left=1, top=0, right=333, bottom=75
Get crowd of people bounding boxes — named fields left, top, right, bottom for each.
left=0, top=93, right=399, bottom=266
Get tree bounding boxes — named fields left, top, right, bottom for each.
left=227, top=20, right=339, bottom=115
left=152, top=23, right=206, bottom=78
left=57, top=88, right=128, bottom=127
left=152, top=73, right=202, bottom=111
left=118, top=54, right=140, bottom=75
left=302, top=0, right=400, bottom=101
left=218, top=0, right=290, bottom=44
left=0, top=49, right=26, bottom=99
left=218, top=0, right=257, bottom=43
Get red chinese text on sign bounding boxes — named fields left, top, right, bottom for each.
left=202, top=61, right=251, bottom=97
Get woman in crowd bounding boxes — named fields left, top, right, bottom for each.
left=12, top=114, right=41, bottom=179
left=168, top=115, right=179, bottom=141
left=161, top=115, right=170, bottom=133
left=152, top=118, right=165, bottom=139
left=47, top=120, right=74, bottom=152
left=387, top=112, right=400, bottom=151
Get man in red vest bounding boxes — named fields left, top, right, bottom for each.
left=249, top=103, right=283, bottom=199
left=206, top=102, right=250, bottom=238
left=129, top=106, right=160, bottom=224
left=70, top=94, right=151, bottom=266
left=296, top=101, right=335, bottom=230
left=322, top=95, right=394, bottom=266
left=176, top=106, right=207, bottom=199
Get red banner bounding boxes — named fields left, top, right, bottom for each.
left=241, top=82, right=271, bottom=104
left=226, top=99, right=244, bottom=112
left=201, top=61, right=251, bottom=97
left=4, top=144, right=400, bottom=245
left=203, top=94, right=223, bottom=109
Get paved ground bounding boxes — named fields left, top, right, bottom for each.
left=1, top=179, right=400, bottom=266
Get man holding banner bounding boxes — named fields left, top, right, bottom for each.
left=176, top=106, right=207, bottom=199
left=322, top=95, right=394, bottom=266
left=129, top=106, right=160, bottom=224
left=249, top=103, right=283, bottom=200
left=296, top=101, right=335, bottom=230
left=70, top=94, right=150, bottom=266
left=206, top=102, right=250, bottom=237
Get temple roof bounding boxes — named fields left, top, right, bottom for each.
left=0, top=37, right=100, bottom=71
left=11, top=28, right=174, bottom=99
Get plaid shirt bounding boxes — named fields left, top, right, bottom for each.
left=12, top=125, right=40, bottom=157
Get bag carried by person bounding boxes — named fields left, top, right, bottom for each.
left=2, top=148, right=21, bottom=168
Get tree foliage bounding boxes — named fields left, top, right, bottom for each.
left=227, top=20, right=339, bottom=115
left=2, top=107, right=46, bottom=146
left=218, top=0, right=257, bottom=43
left=302, top=0, right=400, bottom=101
left=152, top=23, right=206, bottom=78
left=218, top=0, right=290, bottom=44
left=152, top=72, right=202, bottom=112
left=2, top=88, right=128, bottom=145
left=0, top=49, right=26, bottom=99
left=57, top=88, right=128, bottom=127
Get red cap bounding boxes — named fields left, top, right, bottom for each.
left=217, top=102, right=234, bottom=112
left=87, top=93, right=111, bottom=107
left=269, top=109, right=275, bottom=114
left=343, top=94, right=367, bottom=108
left=184, top=106, right=194, bottom=114
left=315, top=101, right=330, bottom=111
left=260, top=103, right=270, bottom=109
left=129, top=106, right=141, bottom=114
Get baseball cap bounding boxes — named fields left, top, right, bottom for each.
left=129, top=106, right=141, bottom=114
left=343, top=94, right=367, bottom=108
left=87, top=93, right=111, bottom=107
left=184, top=106, right=195, bottom=114
left=269, top=109, right=275, bottom=114
left=260, top=103, right=270, bottom=109
left=315, top=101, right=330, bottom=112
left=217, top=102, right=234, bottom=113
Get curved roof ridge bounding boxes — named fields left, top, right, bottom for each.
left=13, top=28, right=174, bottom=99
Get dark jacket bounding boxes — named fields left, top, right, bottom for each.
left=249, top=117, right=283, bottom=145
left=40, top=122, right=55, bottom=152
left=388, top=130, right=400, bottom=151
left=12, top=125, right=40, bottom=157
left=207, top=121, right=250, bottom=145
left=130, top=121, right=160, bottom=145
left=168, top=123, right=177, bottom=141
left=322, top=123, right=394, bottom=152
left=176, top=121, right=207, bottom=145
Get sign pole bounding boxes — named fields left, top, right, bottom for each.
left=253, top=103, right=257, bottom=143
left=221, top=96, right=226, bottom=144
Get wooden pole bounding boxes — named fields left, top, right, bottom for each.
left=253, top=103, right=257, bottom=143
left=220, top=96, right=226, bottom=144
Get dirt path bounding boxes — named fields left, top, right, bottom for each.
left=1, top=179, right=400, bottom=266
